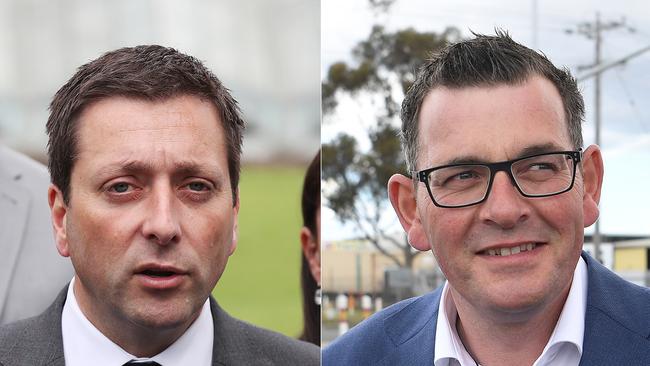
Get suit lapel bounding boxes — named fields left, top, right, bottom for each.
left=379, top=325, right=436, bottom=366
left=209, top=297, right=225, bottom=366
left=379, top=289, right=441, bottom=366
left=0, top=176, right=31, bottom=319
left=209, top=297, right=250, bottom=366
left=39, top=286, right=67, bottom=366
left=579, top=252, right=650, bottom=365
left=0, top=286, right=67, bottom=366
left=580, top=305, right=650, bottom=365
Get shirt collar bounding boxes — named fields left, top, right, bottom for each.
left=61, top=277, right=213, bottom=366
left=434, top=256, right=588, bottom=366
left=534, top=256, right=587, bottom=365
left=434, top=281, right=476, bottom=366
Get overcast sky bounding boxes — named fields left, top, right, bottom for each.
left=322, top=0, right=650, bottom=241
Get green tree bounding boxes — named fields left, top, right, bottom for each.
left=322, top=25, right=461, bottom=268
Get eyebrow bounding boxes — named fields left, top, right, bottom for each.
left=441, top=143, right=567, bottom=166
left=96, top=160, right=224, bottom=182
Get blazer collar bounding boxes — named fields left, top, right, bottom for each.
left=579, top=251, right=650, bottom=364
left=379, top=288, right=442, bottom=365
left=0, top=285, right=67, bottom=366
left=210, top=297, right=258, bottom=366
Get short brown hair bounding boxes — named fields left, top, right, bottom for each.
left=46, top=45, right=245, bottom=204
left=401, top=30, right=584, bottom=172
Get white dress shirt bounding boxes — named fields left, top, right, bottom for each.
left=434, top=257, right=588, bottom=366
left=61, top=277, right=213, bottom=366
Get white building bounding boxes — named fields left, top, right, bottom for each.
left=0, top=0, right=319, bottom=163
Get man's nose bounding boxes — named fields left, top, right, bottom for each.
left=141, top=185, right=181, bottom=245
left=478, top=171, right=529, bottom=229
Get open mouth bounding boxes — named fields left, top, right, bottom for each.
left=141, top=269, right=177, bottom=277
left=480, top=243, right=542, bottom=257
left=135, top=264, right=185, bottom=278
left=135, top=265, right=186, bottom=289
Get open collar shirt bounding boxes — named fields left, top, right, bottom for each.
left=434, top=256, right=588, bottom=366
left=61, top=277, right=213, bottom=366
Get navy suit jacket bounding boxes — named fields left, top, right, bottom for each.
left=323, top=252, right=650, bottom=365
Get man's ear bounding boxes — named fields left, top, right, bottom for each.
left=229, top=188, right=240, bottom=256
left=48, top=184, right=70, bottom=257
left=388, top=174, right=430, bottom=251
left=300, top=227, right=320, bottom=284
left=581, top=145, right=604, bottom=227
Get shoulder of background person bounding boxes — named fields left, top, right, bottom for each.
left=323, top=288, right=442, bottom=366
left=0, top=144, right=50, bottom=189
left=210, top=297, right=320, bottom=366
left=0, top=145, right=73, bottom=325
left=0, top=286, right=67, bottom=366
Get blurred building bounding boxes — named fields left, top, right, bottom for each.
left=321, top=236, right=441, bottom=297
left=607, top=237, right=650, bottom=286
left=324, top=234, right=650, bottom=300
left=0, top=0, right=319, bottom=164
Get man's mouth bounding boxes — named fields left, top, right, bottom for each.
left=479, top=243, right=541, bottom=257
left=141, top=269, right=177, bottom=277
left=135, top=263, right=185, bottom=276
left=134, top=264, right=187, bottom=289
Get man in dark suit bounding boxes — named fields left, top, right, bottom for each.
left=0, top=145, right=73, bottom=324
left=0, top=45, right=318, bottom=365
left=323, top=31, right=650, bottom=365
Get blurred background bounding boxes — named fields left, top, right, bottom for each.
left=321, top=0, right=650, bottom=344
left=0, top=0, right=319, bottom=336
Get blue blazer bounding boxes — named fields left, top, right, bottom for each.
left=323, top=252, right=650, bottom=365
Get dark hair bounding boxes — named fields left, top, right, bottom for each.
left=299, top=151, right=320, bottom=346
left=46, top=45, right=245, bottom=205
left=400, top=30, right=584, bottom=172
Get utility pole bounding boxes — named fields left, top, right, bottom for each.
left=578, top=44, right=650, bottom=82
left=565, top=13, right=635, bottom=263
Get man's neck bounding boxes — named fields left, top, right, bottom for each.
left=451, top=283, right=571, bottom=366
left=94, top=312, right=195, bottom=358
left=72, top=279, right=199, bottom=357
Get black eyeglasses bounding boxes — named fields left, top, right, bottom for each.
left=415, top=150, right=582, bottom=208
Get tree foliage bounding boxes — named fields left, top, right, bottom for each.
left=322, top=25, right=461, bottom=268
left=323, top=25, right=461, bottom=115
left=368, top=0, right=396, bottom=14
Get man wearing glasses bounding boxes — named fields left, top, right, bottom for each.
left=323, top=31, right=650, bottom=365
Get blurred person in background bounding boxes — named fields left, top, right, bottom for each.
left=298, top=151, right=321, bottom=346
left=0, top=144, right=73, bottom=324
left=324, top=31, right=650, bottom=365
left=0, top=45, right=319, bottom=365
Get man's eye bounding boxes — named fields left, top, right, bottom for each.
left=187, top=182, right=209, bottom=191
left=110, top=182, right=131, bottom=193
left=526, top=162, right=558, bottom=172
left=455, top=171, right=476, bottom=180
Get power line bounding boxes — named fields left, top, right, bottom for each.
left=566, top=13, right=636, bottom=263
left=614, top=69, right=650, bottom=134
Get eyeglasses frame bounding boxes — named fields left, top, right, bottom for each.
left=415, top=150, right=583, bottom=208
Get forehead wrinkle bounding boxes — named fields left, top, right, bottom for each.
left=96, top=158, right=223, bottom=179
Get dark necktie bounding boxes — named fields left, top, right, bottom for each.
left=122, top=361, right=162, bottom=366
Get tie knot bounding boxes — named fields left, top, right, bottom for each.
left=123, top=361, right=161, bottom=366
